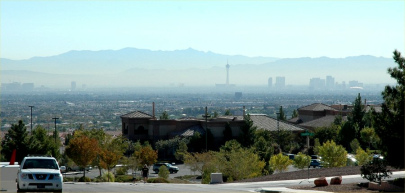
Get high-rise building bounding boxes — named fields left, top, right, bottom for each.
left=309, top=78, right=325, bottom=89
left=268, top=77, right=272, bottom=88
left=71, top=81, right=76, bottom=91
left=275, top=77, right=285, bottom=88
left=326, top=76, right=335, bottom=89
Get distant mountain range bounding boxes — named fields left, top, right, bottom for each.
left=0, top=48, right=396, bottom=88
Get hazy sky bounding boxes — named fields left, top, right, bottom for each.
left=1, top=0, right=404, bottom=60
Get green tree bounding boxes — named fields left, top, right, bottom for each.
left=65, top=135, right=99, bottom=179
left=373, top=50, right=404, bottom=169
left=314, top=125, right=340, bottom=145
left=360, top=127, right=380, bottom=149
left=350, top=93, right=365, bottom=133
left=278, top=106, right=287, bottom=121
left=317, top=140, right=347, bottom=168
left=217, top=140, right=265, bottom=181
left=224, top=109, right=232, bottom=116
left=1, top=120, right=30, bottom=163
left=213, top=111, right=219, bottom=118
left=174, top=140, right=188, bottom=162
left=160, top=111, right=169, bottom=120
left=350, top=139, right=361, bottom=154
left=29, top=125, right=60, bottom=160
left=355, top=147, right=373, bottom=166
left=313, top=138, right=321, bottom=155
left=293, top=152, right=311, bottom=170
left=238, top=115, right=257, bottom=148
left=291, top=109, right=298, bottom=118
left=184, top=151, right=216, bottom=184
left=361, top=158, right=392, bottom=183
left=338, top=121, right=356, bottom=152
left=269, top=153, right=293, bottom=173
left=252, top=133, right=274, bottom=174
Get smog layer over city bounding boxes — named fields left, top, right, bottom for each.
left=0, top=1, right=403, bottom=133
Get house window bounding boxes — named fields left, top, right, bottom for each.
left=134, top=126, right=148, bottom=135
left=123, top=124, right=128, bottom=135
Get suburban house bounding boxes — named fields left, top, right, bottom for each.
left=288, top=103, right=381, bottom=130
left=121, top=106, right=305, bottom=147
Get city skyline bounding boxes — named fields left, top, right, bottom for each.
left=1, top=1, right=404, bottom=60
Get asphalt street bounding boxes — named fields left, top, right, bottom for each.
left=2, top=165, right=404, bottom=193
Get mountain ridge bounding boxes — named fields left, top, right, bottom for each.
left=0, top=48, right=396, bottom=87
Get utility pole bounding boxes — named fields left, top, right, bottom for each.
left=29, top=106, right=34, bottom=134
left=202, top=106, right=211, bottom=151
left=52, top=117, right=59, bottom=143
left=276, top=111, right=281, bottom=151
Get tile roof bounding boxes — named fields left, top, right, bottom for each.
left=250, top=115, right=304, bottom=132
left=120, top=111, right=153, bottom=119
left=298, top=103, right=337, bottom=111
left=299, top=115, right=347, bottom=129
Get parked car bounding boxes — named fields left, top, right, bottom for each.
left=60, top=166, right=67, bottom=173
left=16, top=155, right=63, bottom=192
left=309, top=159, right=323, bottom=168
left=283, top=153, right=295, bottom=160
left=153, top=163, right=179, bottom=174
left=311, top=155, right=321, bottom=160
left=67, top=165, right=92, bottom=171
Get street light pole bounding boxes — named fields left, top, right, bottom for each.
left=29, top=106, right=34, bottom=133
left=202, top=106, right=211, bottom=151
left=52, top=117, right=59, bottom=143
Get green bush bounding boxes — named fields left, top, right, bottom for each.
left=293, top=152, right=311, bottom=169
left=115, top=175, right=134, bottom=182
left=78, top=176, right=91, bottom=182
left=317, top=140, right=347, bottom=168
left=147, top=177, right=169, bottom=183
left=269, top=153, right=293, bottom=173
left=115, top=167, right=128, bottom=175
left=360, top=158, right=392, bottom=183
left=158, top=165, right=170, bottom=179
left=102, top=172, right=115, bottom=182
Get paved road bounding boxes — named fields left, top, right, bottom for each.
left=2, top=166, right=404, bottom=193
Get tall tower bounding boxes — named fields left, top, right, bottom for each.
left=226, top=61, right=230, bottom=85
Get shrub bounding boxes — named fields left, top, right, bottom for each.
left=317, top=140, right=347, bottom=168
left=355, top=148, right=372, bottom=166
left=147, top=177, right=169, bottom=183
left=102, top=172, right=115, bottom=182
left=360, top=158, right=392, bottom=183
left=115, top=175, right=134, bottom=182
left=293, top=152, right=311, bottom=170
left=78, top=176, right=91, bottom=182
left=269, top=153, right=293, bottom=173
left=115, top=166, right=128, bottom=175
left=158, top=165, right=170, bottom=179
left=201, top=164, right=216, bottom=184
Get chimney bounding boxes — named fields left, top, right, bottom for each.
left=152, top=102, right=155, bottom=119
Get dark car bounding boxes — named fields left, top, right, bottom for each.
left=310, top=159, right=323, bottom=168
left=153, top=163, right=179, bottom=174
